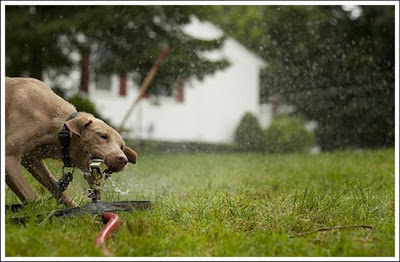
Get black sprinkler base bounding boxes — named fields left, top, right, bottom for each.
left=6, top=201, right=151, bottom=225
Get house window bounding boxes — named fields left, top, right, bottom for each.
left=95, top=74, right=112, bottom=91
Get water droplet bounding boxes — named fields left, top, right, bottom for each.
left=106, top=177, right=130, bottom=195
left=29, top=6, right=36, bottom=14
left=127, top=21, right=134, bottom=29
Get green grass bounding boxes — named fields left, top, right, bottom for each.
left=5, top=148, right=396, bottom=257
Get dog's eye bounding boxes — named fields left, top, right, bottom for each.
left=120, top=145, right=124, bottom=150
left=100, top=134, right=108, bottom=140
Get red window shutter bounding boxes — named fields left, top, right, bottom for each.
left=175, top=80, right=184, bottom=103
left=80, top=45, right=90, bottom=93
left=119, top=73, right=127, bottom=96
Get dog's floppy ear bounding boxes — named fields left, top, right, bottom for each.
left=123, top=146, right=137, bottom=164
left=65, top=117, right=92, bottom=137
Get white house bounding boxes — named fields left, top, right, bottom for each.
left=73, top=17, right=273, bottom=144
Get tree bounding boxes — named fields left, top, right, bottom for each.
left=208, top=5, right=394, bottom=150
left=5, top=6, right=75, bottom=80
left=6, top=6, right=230, bottom=96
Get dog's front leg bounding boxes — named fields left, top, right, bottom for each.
left=5, top=156, right=36, bottom=203
left=21, top=157, right=78, bottom=207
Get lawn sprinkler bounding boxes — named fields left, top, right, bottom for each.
left=7, top=159, right=151, bottom=223
left=6, top=159, right=150, bottom=256
left=87, top=159, right=110, bottom=202
left=54, top=158, right=151, bottom=218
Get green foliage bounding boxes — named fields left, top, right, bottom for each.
left=5, top=149, right=395, bottom=256
left=264, top=116, right=314, bottom=153
left=5, top=6, right=74, bottom=79
left=234, top=113, right=314, bottom=153
left=5, top=6, right=230, bottom=95
left=234, top=112, right=265, bottom=151
left=208, top=6, right=394, bottom=150
left=68, top=95, right=103, bottom=120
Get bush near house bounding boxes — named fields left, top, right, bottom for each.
left=264, top=116, right=314, bottom=153
left=127, top=114, right=314, bottom=154
left=234, top=112, right=266, bottom=152
left=68, top=95, right=111, bottom=126
left=68, top=95, right=102, bottom=118
left=234, top=113, right=314, bottom=153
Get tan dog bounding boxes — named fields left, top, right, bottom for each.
left=5, top=77, right=137, bottom=207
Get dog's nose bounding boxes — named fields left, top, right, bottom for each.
left=117, top=154, right=128, bottom=165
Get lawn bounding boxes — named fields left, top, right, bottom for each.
left=4, top=148, right=396, bottom=257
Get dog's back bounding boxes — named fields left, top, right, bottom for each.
left=6, top=77, right=76, bottom=121
left=5, top=77, right=76, bottom=156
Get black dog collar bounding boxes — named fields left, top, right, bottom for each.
left=58, top=112, right=78, bottom=168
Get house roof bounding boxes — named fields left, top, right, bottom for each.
left=182, top=16, right=266, bottom=68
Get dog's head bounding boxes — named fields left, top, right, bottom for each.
left=64, top=113, right=137, bottom=174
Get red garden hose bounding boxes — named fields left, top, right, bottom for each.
left=96, top=212, right=120, bottom=256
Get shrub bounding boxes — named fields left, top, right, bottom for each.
left=68, top=95, right=102, bottom=118
left=234, top=112, right=266, bottom=151
left=264, top=116, right=314, bottom=153
left=68, top=94, right=111, bottom=126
